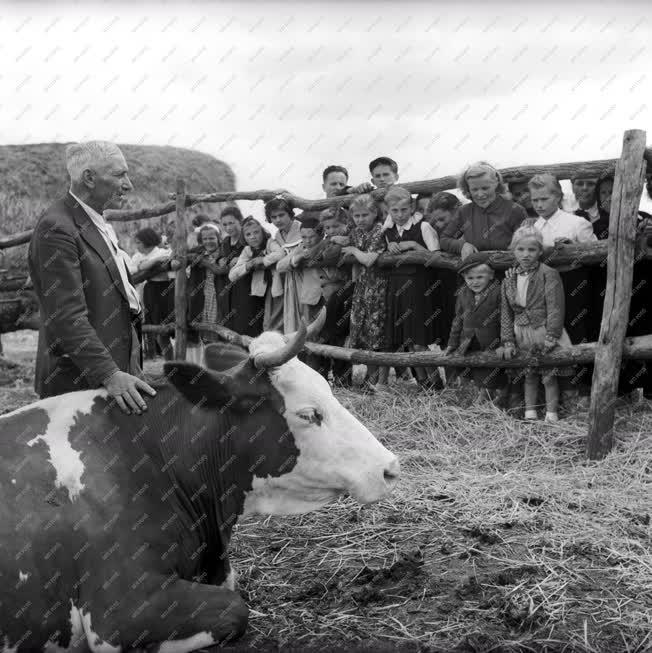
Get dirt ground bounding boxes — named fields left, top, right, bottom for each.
left=1, top=332, right=650, bottom=653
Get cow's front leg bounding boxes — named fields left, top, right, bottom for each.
left=97, top=579, right=248, bottom=652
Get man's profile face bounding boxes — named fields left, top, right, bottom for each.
left=322, top=171, right=348, bottom=198
left=89, top=153, right=134, bottom=211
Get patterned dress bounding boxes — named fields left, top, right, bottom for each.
left=349, top=223, right=387, bottom=351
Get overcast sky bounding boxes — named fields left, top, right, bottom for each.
left=2, top=0, right=651, bottom=220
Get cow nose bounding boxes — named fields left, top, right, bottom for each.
left=383, top=458, right=400, bottom=483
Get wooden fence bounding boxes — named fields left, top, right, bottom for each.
left=1, top=129, right=650, bottom=459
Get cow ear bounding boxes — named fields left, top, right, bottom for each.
left=204, top=342, right=249, bottom=372
left=163, top=361, right=233, bottom=407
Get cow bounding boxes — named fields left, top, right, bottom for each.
left=0, top=314, right=399, bottom=652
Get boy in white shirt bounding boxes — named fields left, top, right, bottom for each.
left=529, top=173, right=597, bottom=409
left=529, top=174, right=597, bottom=249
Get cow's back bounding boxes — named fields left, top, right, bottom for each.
left=0, top=390, right=177, bottom=650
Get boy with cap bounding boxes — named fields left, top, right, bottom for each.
left=444, top=252, right=508, bottom=405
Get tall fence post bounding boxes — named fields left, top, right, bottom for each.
left=173, top=178, right=188, bottom=360
left=586, top=129, right=647, bottom=460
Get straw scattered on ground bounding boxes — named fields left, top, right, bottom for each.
left=0, top=332, right=650, bottom=653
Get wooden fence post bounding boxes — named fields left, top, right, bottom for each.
left=173, top=178, right=188, bottom=360
left=586, top=129, right=647, bottom=460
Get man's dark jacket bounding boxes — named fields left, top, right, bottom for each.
left=28, top=192, right=141, bottom=398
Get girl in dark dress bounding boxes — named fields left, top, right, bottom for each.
left=383, top=186, right=441, bottom=389
left=218, top=207, right=264, bottom=337
left=426, top=192, right=463, bottom=346
left=228, top=217, right=276, bottom=337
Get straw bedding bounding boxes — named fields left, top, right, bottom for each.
left=0, top=338, right=648, bottom=652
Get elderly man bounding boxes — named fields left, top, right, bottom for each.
left=28, top=141, right=156, bottom=415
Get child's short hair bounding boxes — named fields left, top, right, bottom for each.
left=458, top=161, right=506, bottom=199
left=348, top=194, right=379, bottom=216
left=428, top=191, right=462, bottom=214
left=264, top=197, right=295, bottom=222
left=300, top=217, right=323, bottom=235
left=528, top=173, right=563, bottom=198
left=191, top=213, right=211, bottom=228
left=510, top=223, right=544, bottom=251
left=369, top=156, right=398, bottom=175
left=197, top=223, right=221, bottom=245
left=220, top=205, right=244, bottom=222
left=570, top=167, right=598, bottom=183
left=319, top=207, right=347, bottom=224
left=134, top=227, right=161, bottom=248
left=384, top=186, right=412, bottom=206
left=322, top=165, right=349, bottom=182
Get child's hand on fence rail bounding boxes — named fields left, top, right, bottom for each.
left=387, top=242, right=401, bottom=255
left=496, top=344, right=516, bottom=360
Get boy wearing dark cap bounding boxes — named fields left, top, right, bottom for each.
left=444, top=253, right=508, bottom=405
left=567, top=169, right=600, bottom=223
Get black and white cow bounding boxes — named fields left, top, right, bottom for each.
left=0, top=319, right=399, bottom=652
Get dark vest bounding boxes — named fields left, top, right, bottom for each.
left=385, top=222, right=426, bottom=276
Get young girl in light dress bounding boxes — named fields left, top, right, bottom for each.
left=499, top=225, right=573, bottom=422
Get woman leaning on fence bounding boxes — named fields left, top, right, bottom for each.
left=129, top=227, right=175, bottom=361
left=440, top=161, right=527, bottom=261
left=218, top=206, right=265, bottom=337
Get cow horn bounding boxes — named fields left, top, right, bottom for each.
left=305, top=306, right=327, bottom=341
left=252, top=321, right=307, bottom=369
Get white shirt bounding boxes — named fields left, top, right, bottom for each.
left=382, top=211, right=423, bottom=232
left=385, top=216, right=440, bottom=251
left=534, top=209, right=598, bottom=247
left=516, top=273, right=530, bottom=307
left=69, top=190, right=141, bottom=312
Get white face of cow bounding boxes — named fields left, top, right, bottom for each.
left=243, top=332, right=400, bottom=515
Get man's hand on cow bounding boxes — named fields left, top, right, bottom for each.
left=103, top=371, right=157, bottom=415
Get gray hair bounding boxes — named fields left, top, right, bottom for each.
left=65, top=141, right=124, bottom=184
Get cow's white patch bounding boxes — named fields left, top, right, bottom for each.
left=219, top=567, right=236, bottom=591
left=17, top=570, right=29, bottom=584
left=9, top=390, right=108, bottom=501
left=158, top=632, right=215, bottom=653
left=67, top=601, right=121, bottom=652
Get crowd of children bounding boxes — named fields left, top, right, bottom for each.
left=129, top=157, right=652, bottom=420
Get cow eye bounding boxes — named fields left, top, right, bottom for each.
left=297, top=409, right=323, bottom=426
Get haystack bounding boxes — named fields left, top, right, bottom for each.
left=0, top=142, right=236, bottom=273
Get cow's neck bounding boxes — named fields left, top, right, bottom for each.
left=151, top=388, right=253, bottom=582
